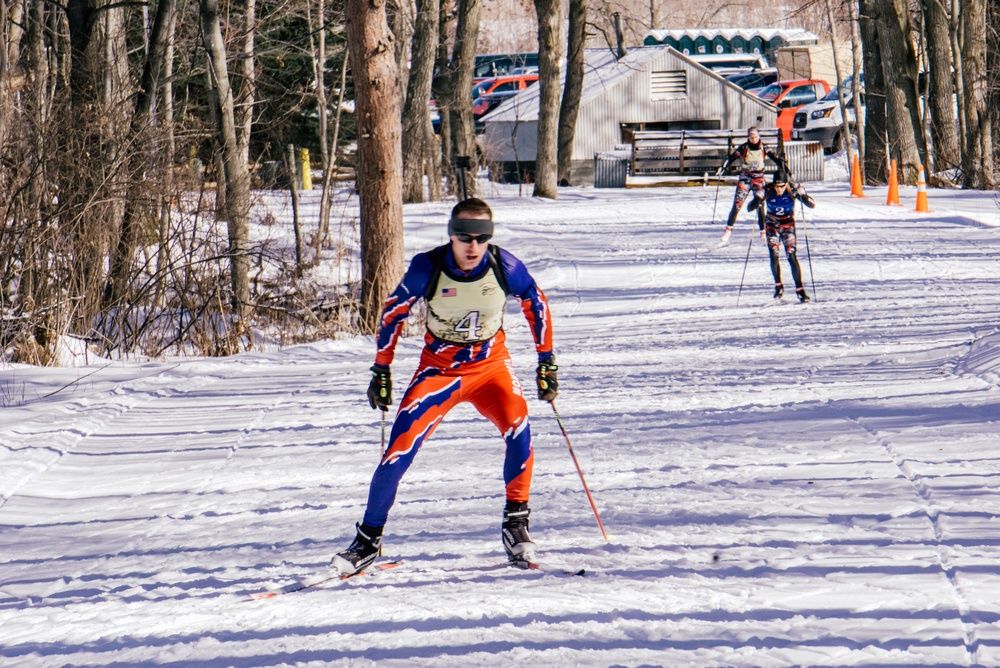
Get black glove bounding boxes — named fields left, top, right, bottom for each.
left=536, top=357, right=559, bottom=402
left=367, top=364, right=392, bottom=410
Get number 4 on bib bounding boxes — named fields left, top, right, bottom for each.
left=454, top=311, right=482, bottom=340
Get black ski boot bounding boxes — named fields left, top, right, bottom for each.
left=330, top=523, right=382, bottom=575
left=502, top=501, right=537, bottom=563
left=773, top=283, right=784, bottom=299
left=796, top=288, right=810, bottom=303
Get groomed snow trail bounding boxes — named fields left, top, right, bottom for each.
left=1, top=183, right=999, bottom=667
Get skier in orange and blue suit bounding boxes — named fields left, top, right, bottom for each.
left=329, top=197, right=557, bottom=574
left=747, top=169, right=816, bottom=302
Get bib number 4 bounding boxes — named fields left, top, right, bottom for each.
left=455, top=311, right=482, bottom=340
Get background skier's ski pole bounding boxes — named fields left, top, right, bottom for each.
left=736, top=231, right=754, bottom=306
left=710, top=177, right=721, bottom=224
left=801, top=200, right=817, bottom=301
left=551, top=402, right=608, bottom=540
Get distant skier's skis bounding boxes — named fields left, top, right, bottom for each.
left=248, top=560, right=404, bottom=599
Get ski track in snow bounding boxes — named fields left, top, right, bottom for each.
left=1, top=180, right=1000, bottom=666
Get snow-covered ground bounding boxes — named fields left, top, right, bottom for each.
left=2, top=174, right=999, bottom=667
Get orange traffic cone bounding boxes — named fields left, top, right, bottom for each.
left=913, top=164, right=932, bottom=213
left=886, top=159, right=902, bottom=206
left=849, top=153, right=866, bottom=197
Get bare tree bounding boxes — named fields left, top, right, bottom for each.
left=960, top=0, right=993, bottom=188
left=402, top=0, right=441, bottom=202
left=557, top=0, right=587, bottom=186
left=316, top=51, right=350, bottom=254
left=868, top=0, right=924, bottom=182
left=440, top=0, right=482, bottom=196
left=858, top=0, right=888, bottom=183
left=847, top=0, right=865, bottom=166
left=236, top=0, right=257, bottom=167
left=825, top=0, right=852, bottom=170
left=347, top=0, right=405, bottom=332
left=201, top=0, right=252, bottom=320
left=104, top=0, right=178, bottom=312
left=533, top=0, right=561, bottom=198
left=921, top=0, right=959, bottom=172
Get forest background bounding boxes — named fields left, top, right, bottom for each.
left=0, top=0, right=996, bottom=368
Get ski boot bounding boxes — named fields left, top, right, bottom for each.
left=502, top=501, right=537, bottom=564
left=773, top=283, right=784, bottom=299
left=330, top=523, right=382, bottom=575
left=796, top=288, right=810, bottom=303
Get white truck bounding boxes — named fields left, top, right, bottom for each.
left=790, top=75, right=865, bottom=154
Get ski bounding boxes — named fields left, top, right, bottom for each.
left=248, top=560, right=404, bottom=599
left=704, top=239, right=730, bottom=252
left=508, top=558, right=586, bottom=576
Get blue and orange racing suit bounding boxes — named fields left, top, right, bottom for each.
left=362, top=244, right=553, bottom=528
left=748, top=186, right=816, bottom=291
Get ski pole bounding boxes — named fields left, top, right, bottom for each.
left=736, top=230, right=754, bottom=306
left=710, top=177, right=721, bottom=224
left=380, top=408, right=387, bottom=458
left=801, top=200, right=817, bottom=301
left=551, top=402, right=608, bottom=540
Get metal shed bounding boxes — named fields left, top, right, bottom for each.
left=479, top=46, right=778, bottom=186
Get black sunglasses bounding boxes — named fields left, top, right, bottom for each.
left=455, top=233, right=492, bottom=244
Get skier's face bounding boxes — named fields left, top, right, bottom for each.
left=748, top=130, right=760, bottom=144
left=450, top=213, right=492, bottom=271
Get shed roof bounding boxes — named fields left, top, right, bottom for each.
left=480, top=45, right=775, bottom=125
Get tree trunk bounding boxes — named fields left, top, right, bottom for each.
left=869, top=0, right=924, bottom=183
left=949, top=0, right=967, bottom=156
left=848, top=0, right=866, bottom=166
left=922, top=0, right=960, bottom=172
left=347, top=0, right=404, bottom=333
left=201, top=0, right=251, bottom=320
left=402, top=0, right=439, bottom=202
left=104, top=0, right=177, bottom=311
left=960, top=0, right=993, bottom=188
left=316, top=51, right=349, bottom=255
left=858, top=0, right=891, bottom=184
left=1, top=0, right=27, bottom=152
left=557, top=0, right=586, bottom=186
left=236, top=0, right=256, bottom=166
left=532, top=0, right=561, bottom=198
left=64, top=0, right=120, bottom=324
left=444, top=0, right=481, bottom=196
left=825, top=0, right=853, bottom=171
left=431, top=0, right=453, bottom=192
left=154, top=3, right=178, bottom=310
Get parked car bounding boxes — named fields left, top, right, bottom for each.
left=473, top=53, right=538, bottom=82
left=473, top=90, right=521, bottom=132
left=686, top=53, right=770, bottom=77
left=472, top=74, right=538, bottom=100
left=430, top=73, right=538, bottom=134
left=792, top=75, right=865, bottom=153
left=756, top=78, right=832, bottom=140
left=725, top=68, right=778, bottom=94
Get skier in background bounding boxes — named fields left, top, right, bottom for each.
left=330, top=197, right=558, bottom=574
left=747, top=169, right=816, bottom=302
left=717, top=126, right=787, bottom=245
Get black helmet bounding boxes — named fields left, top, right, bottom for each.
left=772, top=169, right=788, bottom=185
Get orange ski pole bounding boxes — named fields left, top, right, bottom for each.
left=551, top=402, right=608, bottom=540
